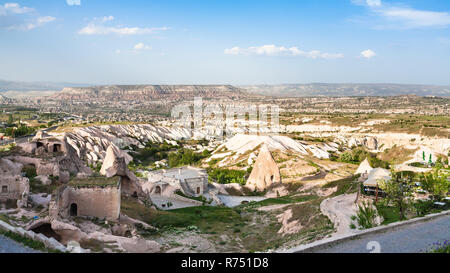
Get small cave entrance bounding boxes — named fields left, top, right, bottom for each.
left=155, top=186, right=162, bottom=195
left=132, top=191, right=138, bottom=198
left=53, top=144, right=62, bottom=153
left=36, top=142, right=44, bottom=148
left=70, top=203, right=78, bottom=217
left=31, top=223, right=61, bottom=242
left=124, top=230, right=132, bottom=238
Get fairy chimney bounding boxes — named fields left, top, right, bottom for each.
left=246, top=144, right=281, bottom=192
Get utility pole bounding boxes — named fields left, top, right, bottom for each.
left=375, top=183, right=379, bottom=204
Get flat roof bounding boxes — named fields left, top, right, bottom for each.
left=152, top=166, right=207, bottom=181
left=68, top=176, right=120, bottom=188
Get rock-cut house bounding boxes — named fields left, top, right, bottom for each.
left=145, top=166, right=208, bottom=197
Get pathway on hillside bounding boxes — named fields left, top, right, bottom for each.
left=320, top=193, right=359, bottom=237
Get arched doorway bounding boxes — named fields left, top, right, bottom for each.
left=70, top=203, right=78, bottom=217
left=155, top=186, right=162, bottom=195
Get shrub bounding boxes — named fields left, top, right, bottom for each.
left=355, top=201, right=379, bottom=229
left=207, top=168, right=248, bottom=185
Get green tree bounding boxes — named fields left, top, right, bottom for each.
left=421, top=171, right=449, bottom=201
left=339, top=152, right=353, bottom=163
left=7, top=114, right=13, bottom=125
left=379, top=170, right=414, bottom=220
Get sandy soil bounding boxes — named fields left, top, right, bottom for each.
left=320, top=193, right=359, bottom=237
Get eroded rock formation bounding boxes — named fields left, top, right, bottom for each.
left=246, top=145, right=281, bottom=192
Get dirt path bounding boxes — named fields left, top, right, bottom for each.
left=320, top=193, right=359, bottom=237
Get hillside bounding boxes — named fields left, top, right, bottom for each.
left=240, top=83, right=450, bottom=97
left=52, top=85, right=249, bottom=101
left=0, top=94, right=15, bottom=104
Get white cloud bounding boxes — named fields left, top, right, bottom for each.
left=24, top=16, right=56, bottom=30
left=351, top=0, right=380, bottom=7
left=377, top=7, right=450, bottom=28
left=66, top=0, right=81, bottom=6
left=224, top=45, right=344, bottom=59
left=366, top=0, right=381, bottom=7
left=0, top=3, right=55, bottom=31
left=0, top=3, right=34, bottom=15
left=78, top=21, right=169, bottom=35
left=360, top=49, right=376, bottom=59
left=134, top=42, right=152, bottom=50
left=300, top=50, right=345, bottom=59
left=352, top=0, right=450, bottom=29
left=101, top=15, right=114, bottom=23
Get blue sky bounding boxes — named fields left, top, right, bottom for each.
left=0, top=0, right=450, bottom=85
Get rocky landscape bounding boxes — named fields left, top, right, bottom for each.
left=52, top=85, right=249, bottom=102
left=241, top=83, right=450, bottom=97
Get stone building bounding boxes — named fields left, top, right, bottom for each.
left=20, top=131, right=66, bottom=156
left=246, top=144, right=281, bottom=192
left=145, top=166, right=208, bottom=197
left=0, top=158, right=29, bottom=208
left=50, top=177, right=121, bottom=221
left=14, top=133, right=93, bottom=184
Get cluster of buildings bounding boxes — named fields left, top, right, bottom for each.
left=145, top=166, right=209, bottom=197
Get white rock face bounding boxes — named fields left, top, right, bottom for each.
left=215, top=133, right=332, bottom=160
left=285, top=124, right=361, bottom=133
left=100, top=144, right=134, bottom=178
left=64, top=124, right=192, bottom=165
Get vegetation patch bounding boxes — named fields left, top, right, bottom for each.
left=0, top=230, right=62, bottom=253
left=207, top=168, right=251, bottom=185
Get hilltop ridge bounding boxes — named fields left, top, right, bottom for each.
left=52, top=85, right=249, bottom=101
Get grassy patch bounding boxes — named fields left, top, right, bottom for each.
left=208, top=168, right=250, bottom=185
left=323, top=175, right=360, bottom=196
left=240, top=194, right=319, bottom=209
left=0, top=214, right=12, bottom=224
left=29, top=178, right=62, bottom=194
left=375, top=205, right=401, bottom=225
left=68, top=176, right=119, bottom=189
left=379, top=146, right=417, bottom=164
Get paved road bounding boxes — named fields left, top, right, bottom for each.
left=309, top=215, right=450, bottom=253
left=0, top=234, right=41, bottom=253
